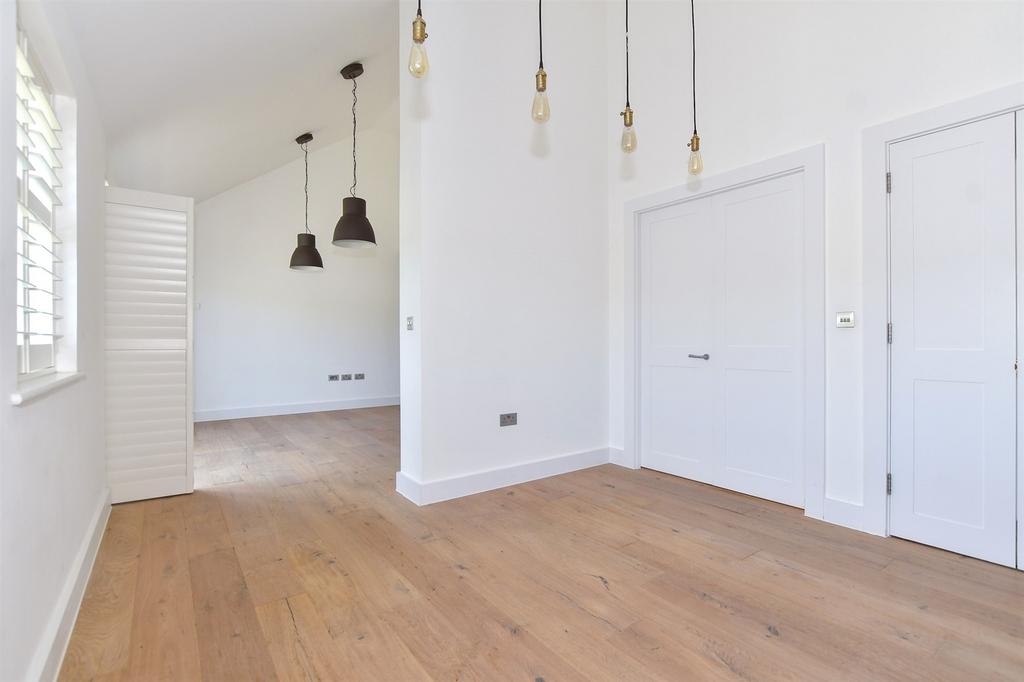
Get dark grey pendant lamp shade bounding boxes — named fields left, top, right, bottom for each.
left=333, top=62, right=376, bottom=248
left=290, top=132, right=324, bottom=270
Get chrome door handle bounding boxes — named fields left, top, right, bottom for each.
left=688, top=353, right=710, bottom=360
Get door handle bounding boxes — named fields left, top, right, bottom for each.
left=688, top=353, right=710, bottom=360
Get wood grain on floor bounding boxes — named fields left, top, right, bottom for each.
left=60, top=406, right=1024, bottom=680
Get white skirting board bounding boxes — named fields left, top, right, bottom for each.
left=194, top=396, right=400, bottom=422
left=396, top=447, right=611, bottom=506
left=29, top=488, right=111, bottom=682
left=607, top=447, right=635, bottom=469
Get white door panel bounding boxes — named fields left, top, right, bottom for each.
left=715, top=175, right=805, bottom=506
left=1018, top=109, right=1024, bottom=570
left=889, top=114, right=1016, bottom=567
left=641, top=199, right=716, bottom=481
left=640, top=173, right=806, bottom=508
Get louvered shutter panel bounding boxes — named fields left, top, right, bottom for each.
left=105, top=189, right=193, bottom=503
left=15, top=30, right=63, bottom=376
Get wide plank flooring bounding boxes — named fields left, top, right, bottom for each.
left=61, top=407, right=1024, bottom=680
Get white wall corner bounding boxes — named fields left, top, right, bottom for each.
left=824, top=498, right=887, bottom=537
left=395, top=447, right=612, bottom=506
left=395, top=470, right=423, bottom=506
left=607, top=446, right=636, bottom=469
left=31, top=488, right=111, bottom=682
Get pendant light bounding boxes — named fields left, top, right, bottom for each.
left=619, top=0, right=636, bottom=153
left=333, top=62, right=376, bottom=248
left=408, top=0, right=429, bottom=78
left=531, top=0, right=550, bottom=123
left=686, top=0, right=703, bottom=174
left=289, top=132, right=324, bottom=271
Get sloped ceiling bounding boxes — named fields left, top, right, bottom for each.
left=61, top=0, right=398, bottom=201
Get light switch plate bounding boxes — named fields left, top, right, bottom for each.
left=499, top=412, right=517, bottom=427
left=836, top=312, right=855, bottom=328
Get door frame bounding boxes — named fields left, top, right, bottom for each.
left=862, top=83, right=1024, bottom=549
left=622, top=144, right=826, bottom=520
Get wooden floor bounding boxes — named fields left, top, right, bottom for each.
left=61, top=407, right=1023, bottom=681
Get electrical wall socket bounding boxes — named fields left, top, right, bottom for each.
left=328, top=374, right=340, bottom=382
left=499, top=412, right=517, bottom=427
left=341, top=373, right=353, bottom=381
left=354, top=373, right=365, bottom=380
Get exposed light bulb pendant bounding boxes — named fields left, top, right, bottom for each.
left=619, top=0, right=637, bottom=153
left=334, top=63, right=376, bottom=248
left=687, top=132, right=703, bottom=175
left=532, top=0, right=549, bottom=123
left=290, top=132, right=323, bottom=271
left=532, top=68, right=550, bottom=123
left=686, top=0, right=704, bottom=175
left=621, top=106, right=637, bottom=154
left=408, top=2, right=429, bottom=78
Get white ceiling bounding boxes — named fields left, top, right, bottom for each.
left=61, top=0, right=398, bottom=201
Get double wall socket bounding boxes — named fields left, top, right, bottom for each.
left=328, top=373, right=366, bottom=382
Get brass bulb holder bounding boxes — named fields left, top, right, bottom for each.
left=535, top=67, right=547, bottom=93
left=620, top=106, right=634, bottom=128
left=412, top=13, right=427, bottom=43
left=688, top=131, right=700, bottom=152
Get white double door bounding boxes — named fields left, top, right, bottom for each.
left=889, top=112, right=1019, bottom=567
left=639, top=172, right=807, bottom=508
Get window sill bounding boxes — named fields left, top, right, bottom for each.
left=10, top=371, right=86, bottom=407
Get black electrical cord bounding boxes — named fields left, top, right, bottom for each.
left=625, top=0, right=630, bottom=107
left=416, top=0, right=421, bottom=15
left=538, top=0, right=544, bottom=69
left=350, top=78, right=358, bottom=197
left=302, top=141, right=310, bottom=233
left=690, top=0, right=697, bottom=134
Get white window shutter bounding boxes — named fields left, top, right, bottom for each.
left=104, top=189, right=193, bottom=503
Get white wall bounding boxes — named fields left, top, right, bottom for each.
left=194, top=110, right=400, bottom=421
left=0, top=1, right=109, bottom=680
left=399, top=0, right=609, bottom=489
left=605, top=1, right=1024, bottom=531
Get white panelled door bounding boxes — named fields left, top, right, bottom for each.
left=713, top=174, right=805, bottom=506
left=640, top=198, right=717, bottom=483
left=105, top=188, right=194, bottom=504
left=640, top=172, right=807, bottom=508
left=889, top=114, right=1017, bottom=567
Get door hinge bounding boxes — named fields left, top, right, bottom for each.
left=886, top=172, right=892, bottom=194
left=886, top=473, right=892, bottom=495
left=887, top=322, right=893, bottom=344
left=1016, top=359, right=1019, bottom=372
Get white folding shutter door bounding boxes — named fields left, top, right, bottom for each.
left=889, top=114, right=1016, bottom=567
left=105, top=189, right=193, bottom=503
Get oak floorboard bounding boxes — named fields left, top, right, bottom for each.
left=62, top=407, right=1024, bottom=681
left=58, top=505, right=145, bottom=680
left=120, top=508, right=201, bottom=681
left=188, top=547, right=278, bottom=681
